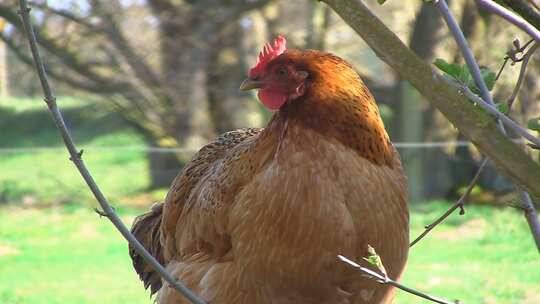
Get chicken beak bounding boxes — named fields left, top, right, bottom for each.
left=239, top=78, right=264, bottom=92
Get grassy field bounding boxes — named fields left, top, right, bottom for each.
left=1, top=97, right=539, bottom=303
left=1, top=202, right=538, bottom=304
left=0, top=97, right=150, bottom=206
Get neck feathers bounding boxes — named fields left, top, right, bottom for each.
left=268, top=52, right=395, bottom=167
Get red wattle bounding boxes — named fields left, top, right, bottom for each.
left=258, top=89, right=287, bottom=110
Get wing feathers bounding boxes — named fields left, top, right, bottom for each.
left=129, top=202, right=165, bottom=295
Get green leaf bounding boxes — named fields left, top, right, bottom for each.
left=363, top=245, right=387, bottom=277
left=496, top=103, right=509, bottom=115
left=528, top=117, right=540, bottom=132
left=433, top=58, right=462, bottom=79
left=434, top=59, right=497, bottom=94
left=481, top=68, right=497, bottom=91
left=377, top=0, right=387, bottom=4
left=434, top=59, right=472, bottom=88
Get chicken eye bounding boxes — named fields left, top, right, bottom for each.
left=277, top=67, right=288, bottom=77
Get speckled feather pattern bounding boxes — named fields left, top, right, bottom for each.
left=130, top=50, right=409, bottom=304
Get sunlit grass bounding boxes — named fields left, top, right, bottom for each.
left=0, top=206, right=148, bottom=304
left=397, top=203, right=540, bottom=304
left=0, top=97, right=148, bottom=205
left=0, top=203, right=538, bottom=303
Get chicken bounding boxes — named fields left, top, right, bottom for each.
left=130, top=36, right=409, bottom=304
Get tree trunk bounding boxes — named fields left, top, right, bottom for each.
left=207, top=20, right=263, bottom=134
left=396, top=2, right=446, bottom=202
left=159, top=16, right=215, bottom=146
left=0, top=39, right=7, bottom=100
left=142, top=6, right=217, bottom=189
left=146, top=138, right=183, bottom=189
left=305, top=3, right=332, bottom=50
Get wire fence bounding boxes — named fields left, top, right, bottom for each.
left=0, top=139, right=527, bottom=155
left=0, top=139, right=528, bottom=155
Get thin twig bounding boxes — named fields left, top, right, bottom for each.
left=442, top=76, right=540, bottom=148
left=530, top=0, right=540, bottom=12
left=436, top=1, right=494, bottom=104
left=494, top=57, right=509, bottom=81
left=16, top=1, right=207, bottom=303
left=475, top=0, right=540, bottom=43
left=495, top=38, right=535, bottom=81
left=410, top=158, right=488, bottom=247
left=436, top=0, right=540, bottom=146
left=507, top=43, right=538, bottom=108
left=499, top=0, right=540, bottom=30
left=519, top=191, right=540, bottom=250
left=436, top=0, right=540, bottom=253
left=507, top=42, right=540, bottom=251
left=94, top=207, right=109, bottom=218
left=338, top=255, right=458, bottom=304
left=411, top=41, right=539, bottom=247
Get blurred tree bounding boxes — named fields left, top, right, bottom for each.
left=392, top=2, right=447, bottom=201
left=305, top=2, right=332, bottom=50
left=0, top=40, right=6, bottom=100
left=0, top=18, right=7, bottom=100
left=0, top=0, right=271, bottom=188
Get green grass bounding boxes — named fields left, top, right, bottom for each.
left=0, top=206, right=148, bottom=304
left=0, top=202, right=538, bottom=304
left=0, top=97, right=149, bottom=205
left=397, top=202, right=540, bottom=304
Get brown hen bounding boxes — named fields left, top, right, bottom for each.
left=130, top=36, right=409, bottom=304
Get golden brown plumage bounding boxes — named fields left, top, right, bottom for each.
left=130, top=37, right=408, bottom=304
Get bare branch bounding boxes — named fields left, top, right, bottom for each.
left=436, top=0, right=540, bottom=146
left=520, top=192, right=540, bottom=250
left=27, top=1, right=95, bottom=28
left=402, top=38, right=538, bottom=248
left=442, top=75, right=540, bottom=149
left=476, top=0, right=540, bottom=42
left=1, top=3, right=171, bottom=131
left=410, top=158, right=488, bottom=247
left=495, top=38, right=534, bottom=81
left=338, top=255, right=457, bottom=304
left=507, top=43, right=538, bottom=108
left=16, top=1, right=207, bottom=303
left=435, top=0, right=540, bottom=252
left=498, top=0, right=540, bottom=30
left=530, top=0, right=540, bottom=12
left=0, top=4, right=127, bottom=87
left=0, top=31, right=121, bottom=92
left=91, top=0, right=162, bottom=90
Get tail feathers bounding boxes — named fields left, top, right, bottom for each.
left=129, top=202, right=165, bottom=295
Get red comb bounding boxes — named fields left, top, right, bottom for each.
left=249, top=35, right=287, bottom=78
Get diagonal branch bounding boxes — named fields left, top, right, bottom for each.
left=435, top=0, right=540, bottom=252
left=507, top=42, right=538, bottom=108
left=27, top=0, right=95, bottom=28
left=411, top=40, right=539, bottom=248
left=497, top=0, right=540, bottom=30
left=0, top=4, right=125, bottom=86
left=410, top=158, right=488, bottom=247
left=476, top=0, right=540, bottom=42
left=0, top=31, right=124, bottom=92
left=91, top=0, right=162, bottom=90
left=320, top=0, right=540, bottom=200
left=16, top=1, right=207, bottom=303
